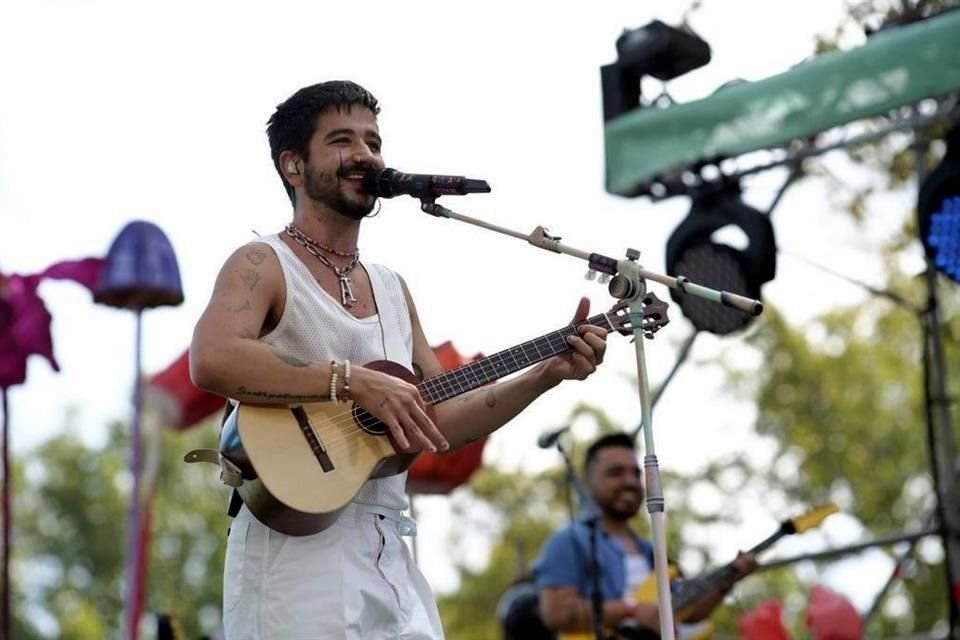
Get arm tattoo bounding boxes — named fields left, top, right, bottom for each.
left=240, top=269, right=261, bottom=291
left=235, top=386, right=327, bottom=402
left=457, top=388, right=498, bottom=409
left=272, top=348, right=310, bottom=368
left=227, top=299, right=252, bottom=312
left=246, top=248, right=266, bottom=266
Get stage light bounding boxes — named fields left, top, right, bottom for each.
left=666, top=184, right=777, bottom=335
left=918, top=124, right=960, bottom=284
left=601, top=20, right=711, bottom=122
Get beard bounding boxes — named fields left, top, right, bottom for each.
left=302, top=164, right=376, bottom=221
left=602, top=488, right=643, bottom=521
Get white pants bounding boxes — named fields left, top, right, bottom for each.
left=222, top=503, right=445, bottom=640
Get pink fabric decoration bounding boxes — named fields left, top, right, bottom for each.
left=0, top=259, right=103, bottom=388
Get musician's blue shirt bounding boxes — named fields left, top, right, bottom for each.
left=533, top=514, right=656, bottom=600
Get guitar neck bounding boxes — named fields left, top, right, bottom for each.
left=416, top=312, right=615, bottom=405
left=672, top=528, right=787, bottom=611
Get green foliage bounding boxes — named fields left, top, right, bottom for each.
left=12, top=418, right=230, bottom=639
left=436, top=3, right=960, bottom=634
left=730, top=290, right=957, bottom=635
left=8, top=5, right=960, bottom=640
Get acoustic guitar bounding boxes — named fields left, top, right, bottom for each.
left=561, top=502, right=840, bottom=640
left=186, top=296, right=669, bottom=536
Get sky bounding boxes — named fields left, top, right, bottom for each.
left=0, top=0, right=936, bottom=624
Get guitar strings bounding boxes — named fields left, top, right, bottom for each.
left=309, top=311, right=627, bottom=449
left=281, top=328, right=584, bottom=450
left=303, top=333, right=573, bottom=449
left=267, top=312, right=626, bottom=451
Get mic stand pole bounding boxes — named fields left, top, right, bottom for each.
left=420, top=199, right=763, bottom=640
left=555, top=439, right=604, bottom=640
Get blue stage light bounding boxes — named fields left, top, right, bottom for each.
left=927, top=195, right=960, bottom=281
left=918, top=124, right=960, bottom=285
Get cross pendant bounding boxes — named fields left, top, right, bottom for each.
left=339, top=275, right=357, bottom=307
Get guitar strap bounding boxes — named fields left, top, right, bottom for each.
left=227, top=489, right=243, bottom=518
left=568, top=527, right=665, bottom=640
left=570, top=523, right=656, bottom=584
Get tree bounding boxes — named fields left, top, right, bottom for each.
left=12, top=417, right=230, bottom=639
left=437, top=2, right=960, bottom=636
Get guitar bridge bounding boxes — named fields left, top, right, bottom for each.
left=292, top=406, right=335, bottom=473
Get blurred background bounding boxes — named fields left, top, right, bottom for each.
left=2, top=0, right=959, bottom=638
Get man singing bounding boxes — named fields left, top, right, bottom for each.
left=190, top=80, right=609, bottom=640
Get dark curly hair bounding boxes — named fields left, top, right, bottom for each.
left=266, top=80, right=380, bottom=204
left=584, top=432, right=635, bottom=474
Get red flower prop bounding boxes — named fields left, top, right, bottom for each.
left=0, top=259, right=103, bottom=388
left=806, top=585, right=863, bottom=640
left=739, top=599, right=790, bottom=640
left=407, top=341, right=488, bottom=495
left=147, top=351, right=226, bottom=430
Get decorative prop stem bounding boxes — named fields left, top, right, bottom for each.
left=124, top=310, right=145, bottom=640
left=2, top=388, right=10, bottom=640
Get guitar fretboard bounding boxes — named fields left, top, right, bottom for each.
left=673, top=565, right=738, bottom=610
left=674, top=526, right=785, bottom=610
left=416, top=312, right=614, bottom=405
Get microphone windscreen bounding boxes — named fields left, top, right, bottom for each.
left=361, top=168, right=396, bottom=198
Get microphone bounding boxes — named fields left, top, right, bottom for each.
left=537, top=425, right=571, bottom=449
left=361, top=167, right=491, bottom=199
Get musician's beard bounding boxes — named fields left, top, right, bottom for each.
left=303, top=165, right=375, bottom=221
left=605, top=504, right=641, bottom=521
left=603, top=488, right=643, bottom=521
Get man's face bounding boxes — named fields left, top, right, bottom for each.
left=587, top=446, right=644, bottom=521
left=301, top=106, right=385, bottom=220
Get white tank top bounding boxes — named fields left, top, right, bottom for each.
left=253, top=233, right=413, bottom=511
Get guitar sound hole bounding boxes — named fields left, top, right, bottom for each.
left=353, top=405, right=389, bottom=436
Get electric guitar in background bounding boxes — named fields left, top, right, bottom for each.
left=187, top=297, right=669, bottom=536
left=561, top=502, right=840, bottom=640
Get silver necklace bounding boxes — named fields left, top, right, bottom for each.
left=285, top=225, right=360, bottom=307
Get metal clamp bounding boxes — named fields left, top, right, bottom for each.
left=184, top=448, right=244, bottom=488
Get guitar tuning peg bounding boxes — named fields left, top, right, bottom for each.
left=584, top=269, right=597, bottom=281
left=598, top=274, right=611, bottom=285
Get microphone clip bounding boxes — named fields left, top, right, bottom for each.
left=421, top=199, right=453, bottom=218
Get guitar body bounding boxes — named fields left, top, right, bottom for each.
left=560, top=566, right=713, bottom=640
left=196, top=302, right=666, bottom=536
left=552, top=503, right=838, bottom=640
left=219, top=360, right=427, bottom=536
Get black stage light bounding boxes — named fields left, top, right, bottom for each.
left=918, top=124, right=960, bottom=284
left=666, top=184, right=777, bottom=335
left=601, top=20, right=711, bottom=122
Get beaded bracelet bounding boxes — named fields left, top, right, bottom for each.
left=329, top=360, right=339, bottom=403
left=342, top=359, right=351, bottom=403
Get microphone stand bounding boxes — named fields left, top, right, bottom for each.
left=419, top=198, right=763, bottom=640
left=555, top=438, right=605, bottom=640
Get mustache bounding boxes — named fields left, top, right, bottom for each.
left=336, top=162, right=378, bottom=179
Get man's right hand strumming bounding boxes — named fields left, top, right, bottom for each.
left=349, top=365, right=449, bottom=454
